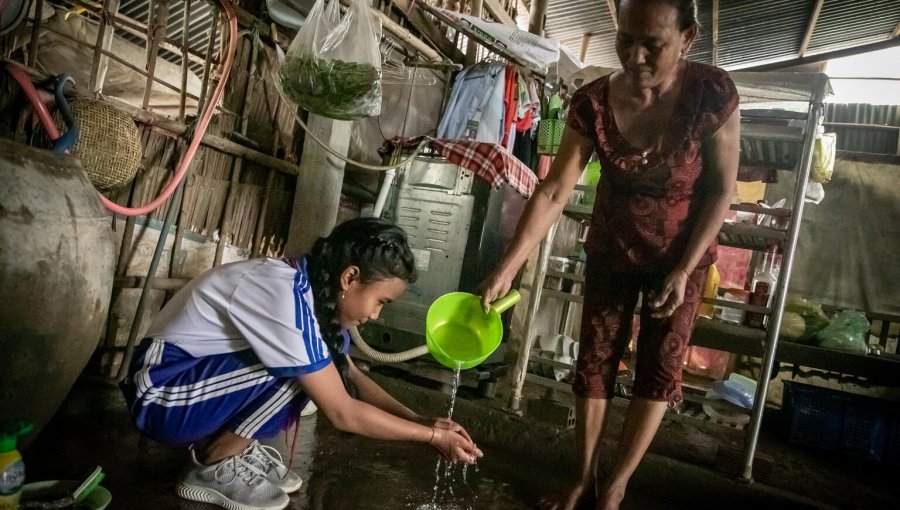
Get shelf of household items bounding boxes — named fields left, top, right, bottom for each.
left=562, top=184, right=596, bottom=223
left=690, top=317, right=900, bottom=385
left=717, top=203, right=791, bottom=251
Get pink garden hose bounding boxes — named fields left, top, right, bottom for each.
left=7, top=1, right=238, bottom=217
left=99, top=0, right=238, bottom=217
left=6, top=63, right=59, bottom=139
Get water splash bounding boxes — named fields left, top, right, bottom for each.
left=416, top=362, right=474, bottom=510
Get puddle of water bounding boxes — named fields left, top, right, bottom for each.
left=274, top=363, right=562, bottom=510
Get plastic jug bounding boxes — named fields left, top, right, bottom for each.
left=0, top=422, right=32, bottom=510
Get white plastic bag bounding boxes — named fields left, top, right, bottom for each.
left=279, top=0, right=382, bottom=120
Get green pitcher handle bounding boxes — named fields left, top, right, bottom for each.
left=490, top=290, right=521, bottom=314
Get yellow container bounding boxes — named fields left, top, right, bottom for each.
left=698, top=264, right=720, bottom=319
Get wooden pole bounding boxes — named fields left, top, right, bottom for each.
left=90, top=0, right=122, bottom=94
left=466, top=0, right=484, bottom=63
left=528, top=0, right=548, bottom=36
left=179, top=0, right=192, bottom=121
left=27, top=0, right=42, bottom=67
left=143, top=0, right=171, bottom=110
left=339, top=0, right=441, bottom=62
left=606, top=0, right=618, bottom=29
left=198, top=14, right=220, bottom=114
left=799, top=0, right=825, bottom=58
left=712, top=0, right=719, bottom=67
left=579, top=33, right=591, bottom=63
left=285, top=114, right=352, bottom=256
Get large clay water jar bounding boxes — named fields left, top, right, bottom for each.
left=0, top=138, right=116, bottom=447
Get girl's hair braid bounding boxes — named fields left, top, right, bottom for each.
left=306, top=217, right=417, bottom=393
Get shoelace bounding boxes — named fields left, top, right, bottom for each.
left=244, top=442, right=287, bottom=478
left=214, top=455, right=268, bottom=487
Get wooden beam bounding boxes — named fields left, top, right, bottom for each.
left=89, top=0, right=121, bottom=94
left=712, top=0, right=719, bottom=66
left=482, top=0, right=516, bottom=26
left=607, top=0, right=618, bottom=29
left=799, top=0, right=825, bottom=57
left=334, top=0, right=440, bottom=62
left=466, top=0, right=484, bottom=63
left=391, top=0, right=464, bottom=63
left=143, top=0, right=170, bottom=110
left=528, top=0, right=548, bottom=36
left=579, top=33, right=591, bottom=63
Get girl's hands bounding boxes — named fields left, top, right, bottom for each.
left=418, top=417, right=473, bottom=443
left=428, top=427, right=483, bottom=464
left=647, top=269, right=689, bottom=319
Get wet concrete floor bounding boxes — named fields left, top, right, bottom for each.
left=21, top=380, right=669, bottom=510
left=20, top=371, right=900, bottom=510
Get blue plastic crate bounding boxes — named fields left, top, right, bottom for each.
left=783, top=381, right=845, bottom=452
left=842, top=399, right=889, bottom=462
left=783, top=381, right=900, bottom=462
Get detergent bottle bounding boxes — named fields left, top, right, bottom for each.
left=698, top=263, right=720, bottom=319
left=0, top=422, right=32, bottom=510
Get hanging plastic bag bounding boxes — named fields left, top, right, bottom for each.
left=811, top=132, right=836, bottom=184
left=279, top=0, right=382, bottom=120
left=815, top=310, right=870, bottom=354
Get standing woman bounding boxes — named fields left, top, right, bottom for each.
left=479, top=1, right=740, bottom=508
left=122, top=217, right=482, bottom=510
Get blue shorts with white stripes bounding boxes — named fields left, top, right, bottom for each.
left=121, top=338, right=308, bottom=446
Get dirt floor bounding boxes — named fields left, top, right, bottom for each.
left=19, top=364, right=900, bottom=510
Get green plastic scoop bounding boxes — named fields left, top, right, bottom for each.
left=425, top=290, right=521, bottom=370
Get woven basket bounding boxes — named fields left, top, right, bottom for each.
left=54, top=99, right=143, bottom=192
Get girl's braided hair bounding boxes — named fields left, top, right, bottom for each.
left=306, top=217, right=417, bottom=392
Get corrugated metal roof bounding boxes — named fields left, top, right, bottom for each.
left=716, top=0, right=814, bottom=69
left=807, top=0, right=900, bottom=54
left=539, top=0, right=899, bottom=70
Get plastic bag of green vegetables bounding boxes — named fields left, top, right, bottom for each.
left=815, top=310, right=870, bottom=354
left=279, top=0, right=382, bottom=120
left=784, top=295, right=830, bottom=342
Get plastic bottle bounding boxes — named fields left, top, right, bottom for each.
left=698, top=264, right=720, bottom=319
left=0, top=422, right=32, bottom=510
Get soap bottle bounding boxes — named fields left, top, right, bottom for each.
left=0, top=422, right=32, bottom=510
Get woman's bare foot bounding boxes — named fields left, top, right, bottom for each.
left=538, top=482, right=595, bottom=510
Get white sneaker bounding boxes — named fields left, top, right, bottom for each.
left=176, top=448, right=289, bottom=510
left=242, top=440, right=303, bottom=493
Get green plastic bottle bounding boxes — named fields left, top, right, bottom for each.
left=0, top=422, right=32, bottom=510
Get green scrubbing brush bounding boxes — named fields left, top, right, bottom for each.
left=73, top=466, right=105, bottom=503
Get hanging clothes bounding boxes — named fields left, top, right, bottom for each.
left=436, top=62, right=506, bottom=144
left=502, top=65, right=519, bottom=150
